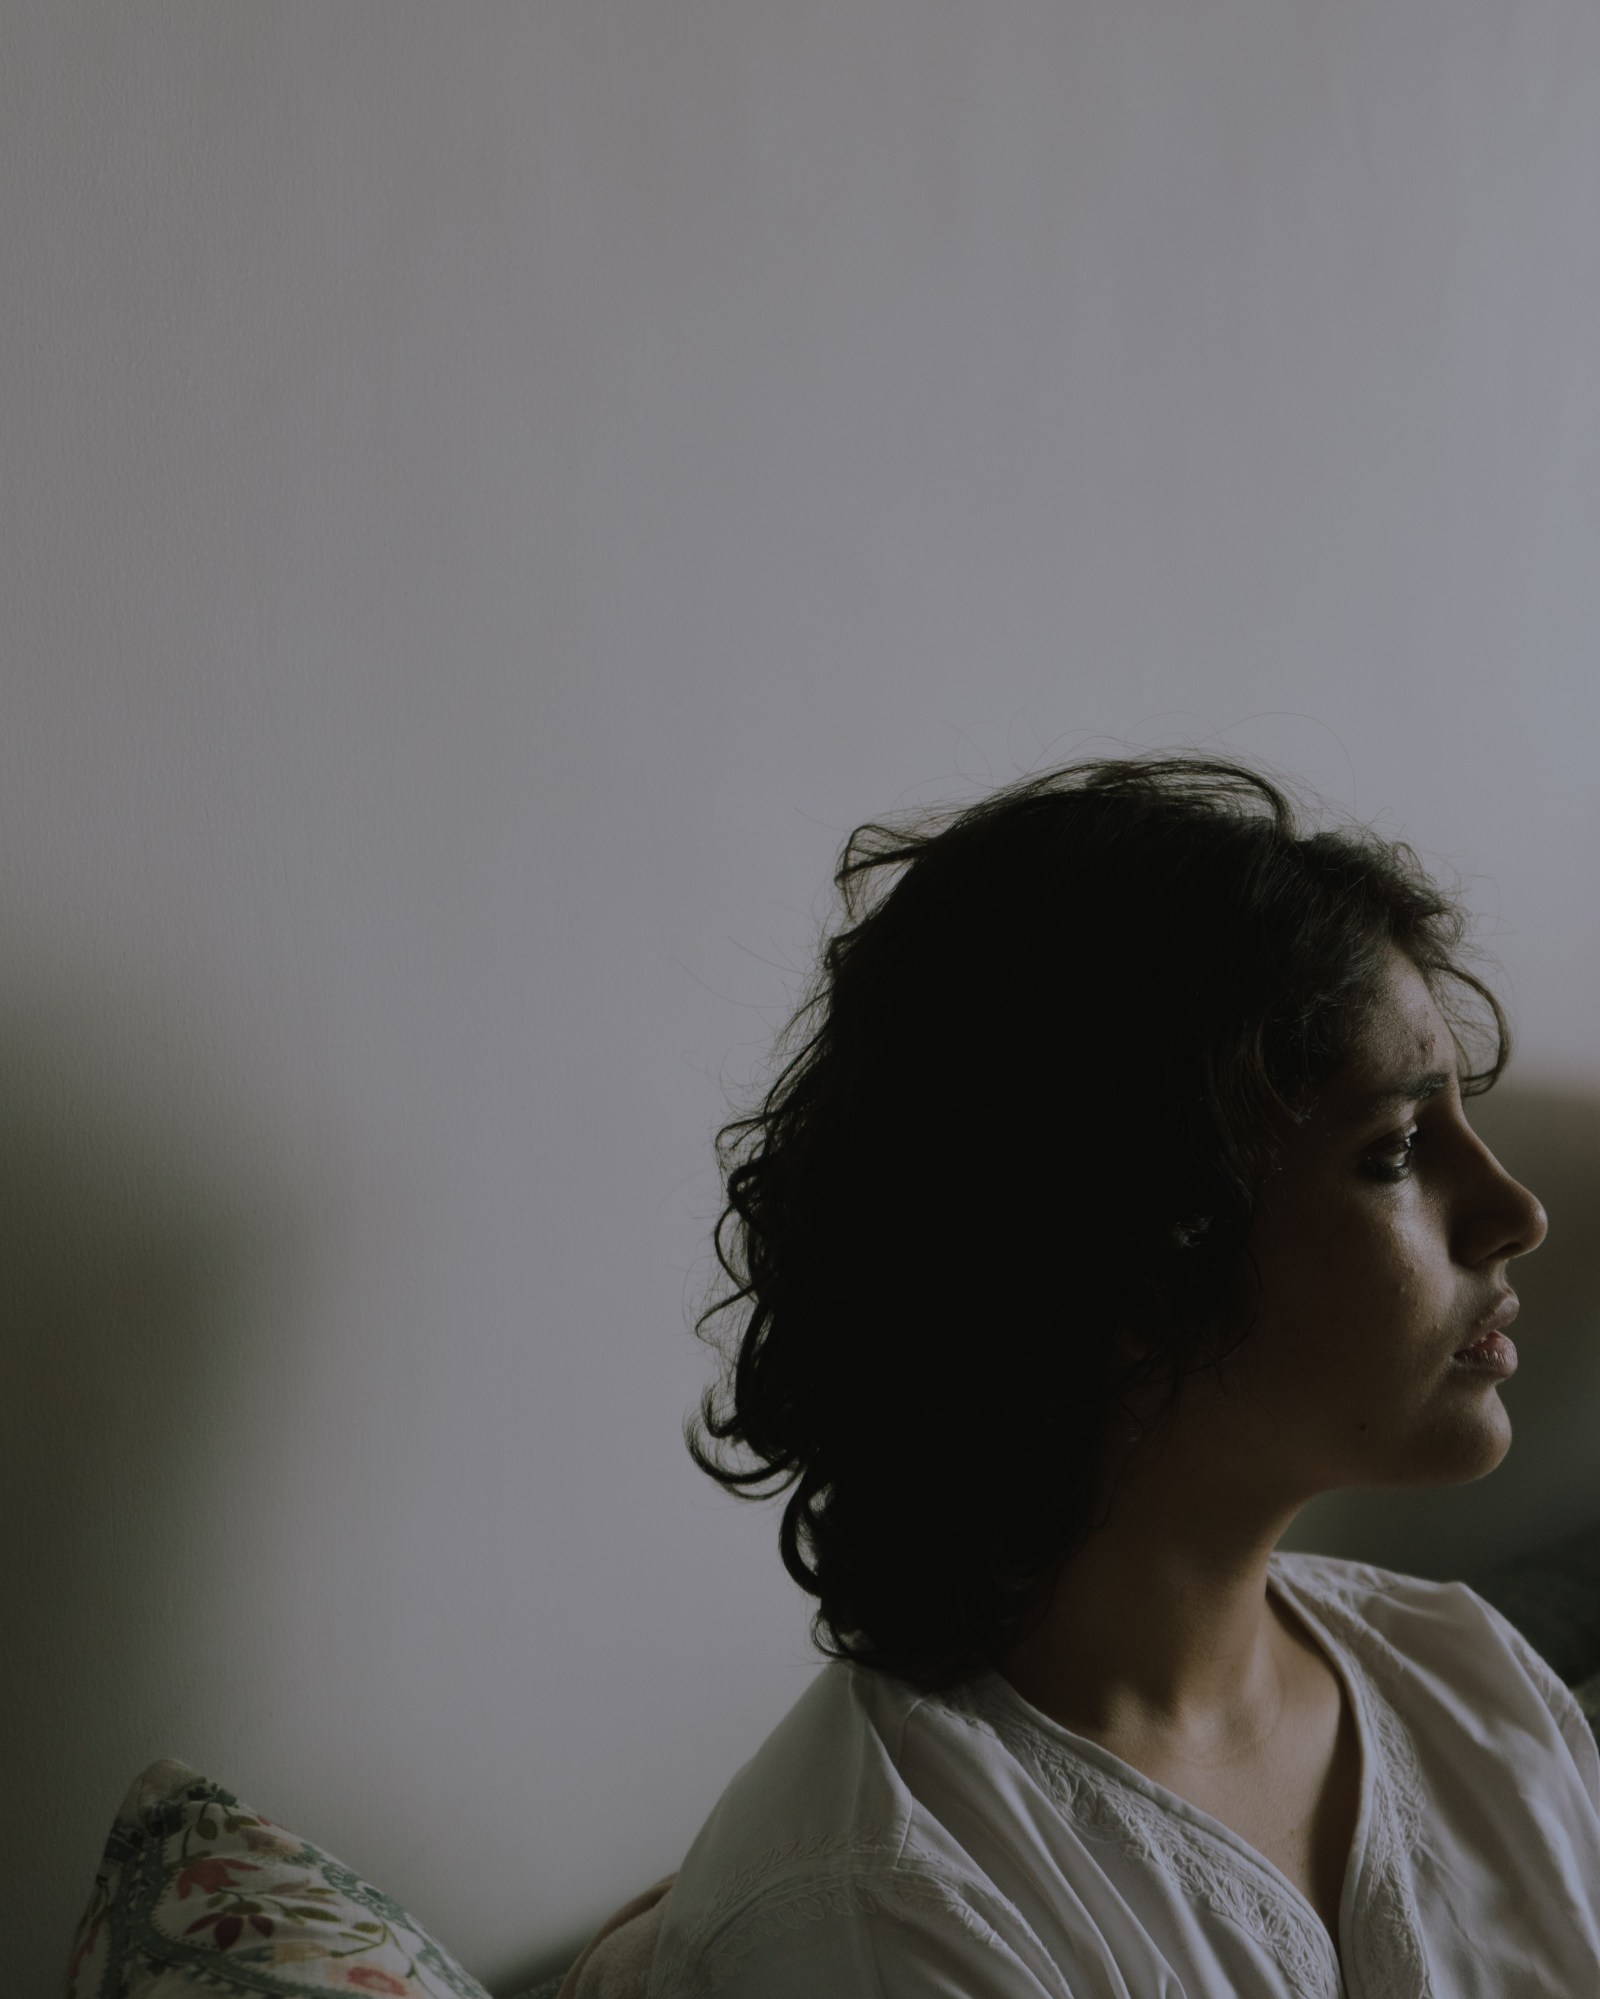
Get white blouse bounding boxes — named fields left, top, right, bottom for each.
left=646, top=1551, right=1600, bottom=1998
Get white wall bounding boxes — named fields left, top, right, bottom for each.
left=6, top=2, right=1600, bottom=1990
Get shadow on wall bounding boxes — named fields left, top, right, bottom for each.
left=1283, top=1082, right=1600, bottom=1579
left=0, top=968, right=316, bottom=1998
left=4, top=980, right=1597, bottom=1995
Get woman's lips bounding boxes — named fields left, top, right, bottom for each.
left=1452, top=1295, right=1519, bottom=1371
left=1454, top=1293, right=1519, bottom=1355
left=1450, top=1330, right=1518, bottom=1375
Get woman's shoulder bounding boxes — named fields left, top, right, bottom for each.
left=1270, top=1543, right=1507, bottom=1619
left=1279, top=1542, right=1600, bottom=1839
left=1270, top=1544, right=1439, bottom=1593
left=1272, top=1543, right=1550, bottom=1629
left=646, top=1661, right=1033, bottom=1997
left=669, top=1661, right=922, bottom=1875
left=1271, top=1547, right=1600, bottom=1789
left=1270, top=1543, right=1540, bottom=1653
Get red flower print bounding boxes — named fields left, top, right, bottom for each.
left=176, top=1855, right=259, bottom=1898
left=346, top=1968, right=409, bottom=1995
left=183, top=1909, right=252, bottom=1950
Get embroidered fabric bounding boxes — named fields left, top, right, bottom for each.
left=651, top=1562, right=1460, bottom=1999
left=1281, top=1571, right=1433, bottom=1999
left=942, top=1675, right=1344, bottom=1999
left=933, top=1558, right=1446, bottom=1999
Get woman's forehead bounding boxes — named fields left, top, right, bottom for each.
left=1355, top=948, right=1452, bottom=1072
left=1317, top=949, right=1456, bottom=1128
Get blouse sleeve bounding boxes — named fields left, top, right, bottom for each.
left=655, top=1863, right=1165, bottom=1999
left=1459, top=1581, right=1600, bottom=1818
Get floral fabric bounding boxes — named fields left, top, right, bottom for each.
left=64, top=1759, right=492, bottom=1999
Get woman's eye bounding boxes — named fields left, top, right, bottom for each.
left=1363, top=1127, right=1419, bottom=1183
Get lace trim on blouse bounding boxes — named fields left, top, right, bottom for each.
left=946, top=1563, right=1438, bottom=1999
left=651, top=1562, right=1446, bottom=1999
left=1272, top=1568, right=1435, bottom=1999
left=941, top=1679, right=1342, bottom=1999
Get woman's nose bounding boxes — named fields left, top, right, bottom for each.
left=1481, top=1150, right=1548, bottom=1262
left=1515, top=1185, right=1550, bottom=1257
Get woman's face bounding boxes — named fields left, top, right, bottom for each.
left=1177, top=944, right=1548, bottom=1501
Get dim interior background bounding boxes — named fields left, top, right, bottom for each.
left=4, top=2, right=1600, bottom=1992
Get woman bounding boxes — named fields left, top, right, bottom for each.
left=648, top=756, right=1597, bottom=1998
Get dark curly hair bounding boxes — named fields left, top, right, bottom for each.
left=683, top=755, right=1509, bottom=1693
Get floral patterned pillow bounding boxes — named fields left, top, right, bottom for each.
left=64, top=1759, right=494, bottom=1999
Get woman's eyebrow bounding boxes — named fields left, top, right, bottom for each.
left=1349, top=1069, right=1454, bottom=1123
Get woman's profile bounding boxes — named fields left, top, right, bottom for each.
left=649, top=755, right=1598, bottom=1997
